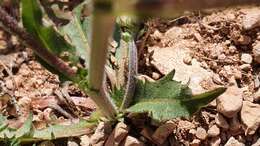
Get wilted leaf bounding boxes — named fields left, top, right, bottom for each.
left=127, top=70, right=226, bottom=122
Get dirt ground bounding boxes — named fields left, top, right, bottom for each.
left=0, top=4, right=260, bottom=146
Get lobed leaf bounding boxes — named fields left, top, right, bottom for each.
left=127, top=70, right=226, bottom=122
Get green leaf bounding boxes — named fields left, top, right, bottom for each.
left=110, top=87, right=125, bottom=107
left=15, top=113, right=33, bottom=138
left=127, top=70, right=226, bottom=122
left=61, top=1, right=92, bottom=67
left=21, top=0, right=76, bottom=56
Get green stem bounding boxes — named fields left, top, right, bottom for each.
left=115, top=0, right=260, bottom=18
left=88, top=1, right=117, bottom=119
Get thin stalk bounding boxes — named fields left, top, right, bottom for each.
left=115, top=0, right=260, bottom=18
left=88, top=1, right=117, bottom=119
left=0, top=6, right=76, bottom=78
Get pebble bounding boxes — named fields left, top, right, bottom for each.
left=121, top=136, right=144, bottom=146
left=178, top=120, right=195, bottom=130
left=216, top=86, right=243, bottom=118
left=195, top=127, right=207, bottom=140
left=224, top=137, right=245, bottom=146
left=68, top=141, right=78, bottom=146
left=215, top=113, right=229, bottom=129
left=207, top=125, right=220, bottom=137
left=152, top=72, right=161, bottom=80
left=80, top=135, right=90, bottom=146
left=5, top=79, right=14, bottom=90
left=105, top=122, right=129, bottom=146
left=242, top=9, right=260, bottom=30
left=241, top=53, right=253, bottom=64
left=90, top=122, right=111, bottom=146
left=254, top=76, right=260, bottom=89
left=152, top=121, right=176, bottom=145
left=240, top=101, right=260, bottom=135
left=190, top=139, right=201, bottom=146
left=239, top=64, right=251, bottom=71
left=253, top=41, right=260, bottom=64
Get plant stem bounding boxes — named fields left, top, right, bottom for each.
left=115, top=0, right=260, bottom=18
left=0, top=6, right=76, bottom=78
left=88, top=1, right=117, bottom=119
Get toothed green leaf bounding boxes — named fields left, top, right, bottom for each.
left=127, top=70, right=226, bottom=122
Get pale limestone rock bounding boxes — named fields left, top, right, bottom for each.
left=90, top=122, right=111, bottom=146
left=216, top=86, right=243, bottom=118
left=190, top=139, right=201, bottom=146
left=241, top=53, right=253, bottom=64
left=195, top=127, right=207, bottom=140
left=121, top=136, right=144, bottom=146
left=152, top=121, right=176, bottom=145
left=210, top=137, right=221, bottom=146
left=224, top=137, right=245, bottom=146
left=207, top=125, right=220, bottom=137
left=80, top=135, right=90, bottom=146
left=242, top=9, right=260, bottom=30
left=240, top=101, right=260, bottom=135
left=105, top=122, right=129, bottom=146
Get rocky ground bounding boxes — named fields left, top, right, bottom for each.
left=0, top=3, right=260, bottom=146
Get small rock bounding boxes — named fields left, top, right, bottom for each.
left=80, top=135, right=91, bottom=146
left=254, top=89, right=260, bottom=102
left=68, top=140, right=78, bottom=146
left=239, top=64, right=251, bottom=71
left=105, top=122, right=129, bottom=146
left=210, top=137, right=221, bottom=146
left=195, top=127, right=207, bottom=140
left=178, top=120, right=195, bottom=130
left=253, top=41, right=260, bottom=64
left=215, top=113, right=229, bottom=129
left=242, top=9, right=260, bottom=30
left=216, top=86, right=243, bottom=118
left=152, top=121, right=176, bottom=145
left=207, top=125, right=220, bottom=137
left=190, top=139, right=201, bottom=146
left=121, top=136, right=144, bottom=146
left=224, top=137, right=245, bottom=146
left=90, top=122, right=112, bottom=146
left=152, top=72, right=161, bottom=80
left=189, top=129, right=197, bottom=135
left=241, top=53, right=253, bottom=64
left=0, top=40, right=7, bottom=53
left=240, top=101, right=260, bottom=135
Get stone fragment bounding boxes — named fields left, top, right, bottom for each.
left=80, top=135, right=91, bottom=146
left=241, top=53, right=253, bottom=64
left=90, top=122, right=111, bottom=146
left=121, top=136, right=144, bottom=146
left=224, top=137, right=245, bottom=146
left=253, top=41, right=260, bottom=64
left=216, top=86, right=243, bottom=118
left=239, top=64, right=251, bottom=71
left=242, top=9, right=260, bottom=30
left=190, top=139, right=201, bottom=146
left=105, top=122, right=129, bottom=146
left=240, top=101, right=260, bottom=135
left=152, top=121, right=176, bottom=145
left=195, top=127, right=207, bottom=140
left=215, top=113, right=229, bottom=129
left=177, top=120, right=195, bottom=130
left=68, top=140, right=78, bottom=146
left=207, top=125, right=220, bottom=137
